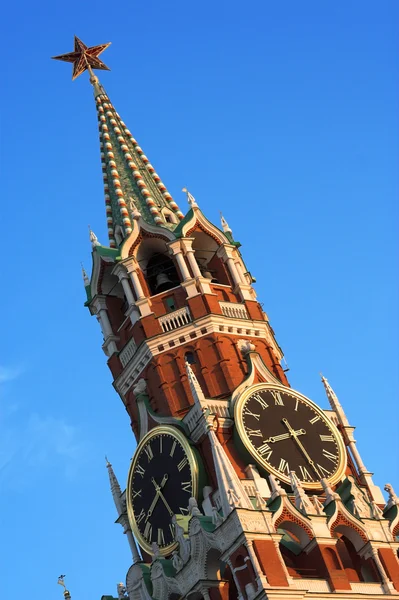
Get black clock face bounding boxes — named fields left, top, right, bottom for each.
left=236, top=385, right=345, bottom=489
left=128, top=428, right=196, bottom=555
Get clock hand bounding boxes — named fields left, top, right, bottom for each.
left=146, top=475, right=169, bottom=521
left=281, top=418, right=322, bottom=479
left=265, top=429, right=306, bottom=443
left=151, top=477, right=174, bottom=517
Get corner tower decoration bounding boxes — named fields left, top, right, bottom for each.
left=54, top=38, right=399, bottom=600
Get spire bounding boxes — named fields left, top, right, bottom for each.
left=207, top=426, right=253, bottom=517
left=220, top=213, right=232, bottom=235
left=185, top=360, right=207, bottom=406
left=53, top=37, right=185, bottom=248
left=106, top=456, right=123, bottom=515
left=57, top=575, right=71, bottom=600
left=320, top=373, right=349, bottom=426
left=81, top=263, right=89, bottom=287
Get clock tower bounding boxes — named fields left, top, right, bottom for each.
left=54, top=38, right=399, bottom=600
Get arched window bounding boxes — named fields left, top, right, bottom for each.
left=146, top=252, right=180, bottom=295
left=185, top=351, right=196, bottom=365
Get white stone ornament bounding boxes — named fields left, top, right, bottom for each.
left=289, top=471, right=314, bottom=515
left=320, top=478, right=340, bottom=505
left=182, top=187, right=198, bottom=207
left=117, top=583, right=128, bottom=599
left=133, top=378, right=147, bottom=395
left=237, top=339, right=256, bottom=355
left=188, top=497, right=202, bottom=517
left=89, top=227, right=101, bottom=248
left=311, top=495, right=325, bottom=515
left=151, top=542, right=161, bottom=560
left=255, top=490, right=267, bottom=510
left=172, top=550, right=184, bottom=572
left=172, top=515, right=191, bottom=563
left=211, top=505, right=224, bottom=527
left=384, top=483, right=399, bottom=510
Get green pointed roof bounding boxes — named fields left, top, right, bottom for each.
left=92, top=78, right=184, bottom=247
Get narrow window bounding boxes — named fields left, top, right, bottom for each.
left=165, top=296, right=176, bottom=312
left=185, top=351, right=196, bottom=365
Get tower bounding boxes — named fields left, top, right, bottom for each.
left=54, top=38, right=399, bottom=599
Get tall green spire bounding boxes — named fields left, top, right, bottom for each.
left=52, top=36, right=184, bottom=248
left=92, top=76, right=185, bottom=247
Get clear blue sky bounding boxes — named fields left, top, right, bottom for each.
left=1, top=1, right=398, bottom=598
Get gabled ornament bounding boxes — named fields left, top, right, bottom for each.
left=289, top=471, right=314, bottom=515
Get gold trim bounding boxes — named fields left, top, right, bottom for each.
left=126, top=425, right=198, bottom=557
left=234, top=383, right=347, bottom=490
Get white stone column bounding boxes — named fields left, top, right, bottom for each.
left=182, top=238, right=202, bottom=279
left=369, top=547, right=392, bottom=593
left=168, top=240, right=191, bottom=281
left=245, top=539, right=268, bottom=588
left=123, top=258, right=152, bottom=317
left=226, top=559, right=245, bottom=600
left=92, top=296, right=118, bottom=356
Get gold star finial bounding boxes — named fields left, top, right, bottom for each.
left=52, top=35, right=111, bottom=80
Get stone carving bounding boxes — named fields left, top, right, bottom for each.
left=211, top=506, right=224, bottom=527
left=237, top=339, right=256, bottom=355
left=371, top=501, right=384, bottom=520
left=289, top=471, right=314, bottom=515
left=133, top=378, right=147, bottom=395
left=172, top=550, right=184, bottom=572
left=188, top=497, right=202, bottom=517
left=269, top=474, right=286, bottom=500
left=311, top=495, right=325, bottom=516
left=255, top=490, right=267, bottom=510
left=182, top=187, right=198, bottom=207
left=117, top=583, right=128, bottom=598
left=151, top=542, right=161, bottom=560
left=227, top=487, right=241, bottom=508
left=350, top=484, right=371, bottom=519
left=89, top=227, right=101, bottom=248
left=172, top=515, right=191, bottom=563
left=128, top=197, right=141, bottom=219
left=320, top=478, right=340, bottom=505
left=384, top=483, right=399, bottom=510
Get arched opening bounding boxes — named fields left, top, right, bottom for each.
left=333, top=529, right=381, bottom=583
left=162, top=208, right=178, bottom=225
left=190, top=230, right=230, bottom=285
left=99, top=266, right=126, bottom=339
left=185, top=351, right=196, bottom=365
left=278, top=524, right=322, bottom=579
left=136, top=238, right=180, bottom=296
left=206, top=548, right=223, bottom=580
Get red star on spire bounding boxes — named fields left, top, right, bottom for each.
left=52, top=35, right=111, bottom=80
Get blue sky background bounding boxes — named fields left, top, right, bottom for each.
left=1, top=1, right=398, bottom=598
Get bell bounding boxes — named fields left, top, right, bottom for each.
left=155, top=271, right=174, bottom=292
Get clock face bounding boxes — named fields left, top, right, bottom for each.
left=126, top=426, right=197, bottom=556
left=235, top=384, right=346, bottom=489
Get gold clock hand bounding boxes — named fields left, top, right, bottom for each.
left=281, top=419, right=322, bottom=479
left=265, top=429, right=306, bottom=443
left=146, top=475, right=169, bottom=521
left=151, top=477, right=174, bottom=517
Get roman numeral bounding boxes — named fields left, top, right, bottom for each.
left=181, top=481, right=191, bottom=493
left=244, top=408, right=260, bottom=421
left=144, top=522, right=152, bottom=541
left=309, top=415, right=321, bottom=425
left=177, top=457, right=188, bottom=472
left=322, top=449, right=338, bottom=463
left=278, top=458, right=290, bottom=474
left=144, top=444, right=154, bottom=462
left=317, top=463, right=331, bottom=477
left=320, top=434, right=334, bottom=442
left=252, top=393, right=269, bottom=409
left=271, top=391, right=284, bottom=406
left=170, top=441, right=177, bottom=457
left=246, top=428, right=263, bottom=437
left=157, top=528, right=165, bottom=546
left=135, top=463, right=145, bottom=477
left=179, top=506, right=189, bottom=515
left=136, top=508, right=146, bottom=524
left=294, top=399, right=299, bottom=411
left=258, top=442, right=273, bottom=461
left=159, top=436, right=163, bottom=453
left=299, top=465, right=313, bottom=481
left=132, top=489, right=142, bottom=499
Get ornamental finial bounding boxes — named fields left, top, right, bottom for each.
left=52, top=35, right=111, bottom=81
left=57, top=575, right=71, bottom=600
left=182, top=187, right=198, bottom=207
left=88, top=225, right=101, bottom=248
left=220, top=212, right=232, bottom=235
left=81, top=263, right=89, bottom=287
